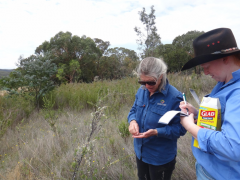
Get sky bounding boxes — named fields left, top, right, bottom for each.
left=1, top=0, right=240, bottom=69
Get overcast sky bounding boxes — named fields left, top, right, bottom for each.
left=1, top=0, right=240, bottom=69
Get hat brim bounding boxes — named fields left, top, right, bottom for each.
left=181, top=50, right=240, bottom=71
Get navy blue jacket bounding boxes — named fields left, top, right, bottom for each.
left=128, top=81, right=186, bottom=165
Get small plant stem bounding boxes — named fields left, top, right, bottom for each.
left=72, top=111, right=99, bottom=179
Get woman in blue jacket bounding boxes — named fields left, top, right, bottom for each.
left=180, top=28, right=240, bottom=180
left=128, top=57, right=186, bottom=180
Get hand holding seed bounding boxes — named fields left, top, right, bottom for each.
left=129, top=120, right=139, bottom=136
left=132, top=129, right=158, bottom=138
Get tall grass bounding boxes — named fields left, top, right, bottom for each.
left=0, top=94, right=34, bottom=138
left=0, top=73, right=216, bottom=179
left=53, top=73, right=216, bottom=111
left=168, top=72, right=216, bottom=107
left=54, top=78, right=138, bottom=110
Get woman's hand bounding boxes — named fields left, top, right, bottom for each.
left=129, top=120, right=139, bottom=136
left=180, top=113, right=195, bottom=130
left=132, top=129, right=158, bottom=138
left=180, top=113, right=200, bottom=139
left=179, top=101, right=198, bottom=116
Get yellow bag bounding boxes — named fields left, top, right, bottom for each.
left=193, top=97, right=221, bottom=148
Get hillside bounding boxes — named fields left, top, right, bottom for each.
left=0, top=69, right=13, bottom=78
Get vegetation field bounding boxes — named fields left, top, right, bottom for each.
left=0, top=73, right=216, bottom=180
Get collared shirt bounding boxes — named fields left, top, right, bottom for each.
left=128, top=80, right=186, bottom=165
left=193, top=69, right=240, bottom=180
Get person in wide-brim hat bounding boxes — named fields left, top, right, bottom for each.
left=181, top=28, right=240, bottom=71
left=179, top=28, right=240, bottom=180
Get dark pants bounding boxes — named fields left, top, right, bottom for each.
left=136, top=156, right=176, bottom=180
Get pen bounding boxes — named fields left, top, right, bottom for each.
left=183, top=93, right=188, bottom=115
left=183, top=93, right=187, bottom=104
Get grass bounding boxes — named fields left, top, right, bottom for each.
left=0, top=107, right=136, bottom=179
left=0, top=72, right=216, bottom=179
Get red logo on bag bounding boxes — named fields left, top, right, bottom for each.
left=200, top=110, right=215, bottom=117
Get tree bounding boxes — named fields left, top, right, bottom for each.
left=93, top=38, right=110, bottom=55
left=35, top=32, right=101, bottom=83
left=56, top=60, right=81, bottom=83
left=34, top=31, right=140, bottom=81
left=134, top=5, right=161, bottom=58
left=0, top=70, right=26, bottom=93
left=97, top=56, right=119, bottom=80
left=98, top=47, right=139, bottom=79
left=172, top=30, right=205, bottom=74
left=158, top=30, right=205, bottom=73
left=172, top=31, right=204, bottom=56
left=2, top=52, right=57, bottom=110
left=159, top=44, right=190, bottom=72
left=93, top=38, right=111, bottom=79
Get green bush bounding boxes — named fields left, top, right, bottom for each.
left=118, top=120, right=130, bottom=139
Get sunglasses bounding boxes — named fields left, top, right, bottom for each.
left=138, top=81, right=157, bottom=86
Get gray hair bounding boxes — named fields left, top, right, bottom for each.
left=137, top=57, right=167, bottom=91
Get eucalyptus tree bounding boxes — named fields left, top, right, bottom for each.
left=93, top=38, right=111, bottom=78
left=35, top=32, right=102, bottom=83
left=98, top=47, right=139, bottom=79
left=172, top=30, right=205, bottom=58
left=134, top=5, right=161, bottom=58
left=93, top=38, right=110, bottom=55
left=56, top=59, right=81, bottom=83
left=159, top=44, right=190, bottom=72
left=172, top=30, right=204, bottom=74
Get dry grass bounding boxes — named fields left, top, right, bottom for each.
left=0, top=106, right=137, bottom=179
left=168, top=72, right=216, bottom=102
left=0, top=73, right=216, bottom=179
left=0, top=106, right=196, bottom=180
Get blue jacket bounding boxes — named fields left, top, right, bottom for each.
left=193, top=69, right=240, bottom=180
left=128, top=81, right=186, bottom=165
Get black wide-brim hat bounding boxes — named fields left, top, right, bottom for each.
left=181, top=28, right=240, bottom=71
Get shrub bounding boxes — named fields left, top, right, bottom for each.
left=0, top=94, right=34, bottom=138
left=118, top=120, right=130, bottom=140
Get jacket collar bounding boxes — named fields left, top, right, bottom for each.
left=219, top=68, right=240, bottom=89
left=159, top=79, right=169, bottom=96
left=232, top=68, right=240, bottom=82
